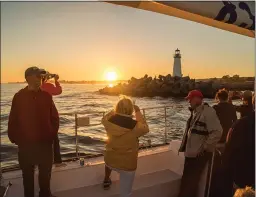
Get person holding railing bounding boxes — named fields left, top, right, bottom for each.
left=8, top=67, right=59, bottom=197
left=178, top=90, right=222, bottom=197
left=101, top=96, right=149, bottom=197
left=41, top=72, right=65, bottom=167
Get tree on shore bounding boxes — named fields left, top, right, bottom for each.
left=222, top=75, right=230, bottom=80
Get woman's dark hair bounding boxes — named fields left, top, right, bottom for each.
left=215, top=89, right=229, bottom=101
left=242, top=90, right=253, bottom=106
left=243, top=96, right=253, bottom=107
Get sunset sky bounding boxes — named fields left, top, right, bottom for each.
left=1, top=2, right=255, bottom=83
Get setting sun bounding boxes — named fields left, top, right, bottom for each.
left=106, top=72, right=117, bottom=81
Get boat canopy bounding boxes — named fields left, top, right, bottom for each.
left=108, top=1, right=255, bottom=38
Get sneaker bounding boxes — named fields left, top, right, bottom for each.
left=103, top=179, right=112, bottom=190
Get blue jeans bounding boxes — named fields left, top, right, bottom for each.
left=107, top=165, right=135, bottom=197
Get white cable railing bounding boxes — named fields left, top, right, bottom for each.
left=59, top=105, right=174, bottom=159
left=0, top=105, right=174, bottom=172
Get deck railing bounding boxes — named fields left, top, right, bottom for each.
left=1, top=105, right=174, bottom=173
left=59, top=105, right=174, bottom=159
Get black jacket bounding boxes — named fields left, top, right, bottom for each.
left=235, top=104, right=254, bottom=118
left=223, top=111, right=255, bottom=188
left=213, top=102, right=237, bottom=143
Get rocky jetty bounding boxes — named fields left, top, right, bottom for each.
left=99, top=74, right=254, bottom=99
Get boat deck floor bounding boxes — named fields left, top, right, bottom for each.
left=54, top=169, right=181, bottom=197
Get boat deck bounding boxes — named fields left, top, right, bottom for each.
left=55, top=169, right=181, bottom=197
left=2, top=141, right=193, bottom=197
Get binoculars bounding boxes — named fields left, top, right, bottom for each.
left=47, top=74, right=56, bottom=79
left=43, top=73, right=56, bottom=79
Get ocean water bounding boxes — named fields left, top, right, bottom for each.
left=0, top=83, right=239, bottom=168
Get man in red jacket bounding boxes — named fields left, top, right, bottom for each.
left=8, top=66, right=59, bottom=197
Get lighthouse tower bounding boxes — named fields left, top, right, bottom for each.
left=172, top=48, right=182, bottom=77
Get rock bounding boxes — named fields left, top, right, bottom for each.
left=158, top=75, right=164, bottom=82
left=212, top=81, right=221, bottom=90
left=166, top=74, right=172, bottom=81
left=188, top=80, right=195, bottom=90
left=99, top=75, right=254, bottom=99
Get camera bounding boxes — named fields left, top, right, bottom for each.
left=46, top=73, right=56, bottom=79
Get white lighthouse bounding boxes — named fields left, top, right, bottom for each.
left=172, top=48, right=182, bottom=77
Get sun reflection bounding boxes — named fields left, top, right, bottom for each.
left=109, top=84, right=113, bottom=87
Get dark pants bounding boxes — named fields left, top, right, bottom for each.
left=209, top=149, right=225, bottom=197
left=178, top=152, right=212, bottom=197
left=53, top=135, right=62, bottom=164
left=18, top=143, right=53, bottom=197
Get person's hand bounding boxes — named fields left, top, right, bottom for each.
left=54, top=74, right=59, bottom=81
left=134, top=105, right=140, bottom=113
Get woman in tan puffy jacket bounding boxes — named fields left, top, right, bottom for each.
left=101, top=96, right=149, bottom=197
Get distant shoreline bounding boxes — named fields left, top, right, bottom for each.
left=2, top=76, right=254, bottom=85
left=2, top=80, right=128, bottom=85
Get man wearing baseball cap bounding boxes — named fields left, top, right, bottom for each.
left=178, top=90, right=222, bottom=197
left=8, top=66, right=59, bottom=197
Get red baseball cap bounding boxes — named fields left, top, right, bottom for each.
left=185, top=90, right=203, bottom=100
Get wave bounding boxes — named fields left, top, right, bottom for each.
left=0, top=129, right=7, bottom=135
left=1, top=84, right=208, bottom=168
left=59, top=117, right=73, bottom=125
left=79, top=136, right=105, bottom=145
left=79, top=103, right=100, bottom=108
left=0, top=145, right=18, bottom=162
left=58, top=92, right=102, bottom=99
left=1, top=114, right=9, bottom=121
left=61, top=134, right=105, bottom=145
left=58, top=92, right=83, bottom=99
left=0, top=103, right=11, bottom=108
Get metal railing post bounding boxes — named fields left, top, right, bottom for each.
left=75, top=114, right=78, bottom=158
left=206, top=150, right=216, bottom=197
left=164, top=107, right=167, bottom=144
left=142, top=109, right=146, bottom=119
left=3, top=182, right=12, bottom=197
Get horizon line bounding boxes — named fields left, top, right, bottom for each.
left=2, top=75, right=254, bottom=84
